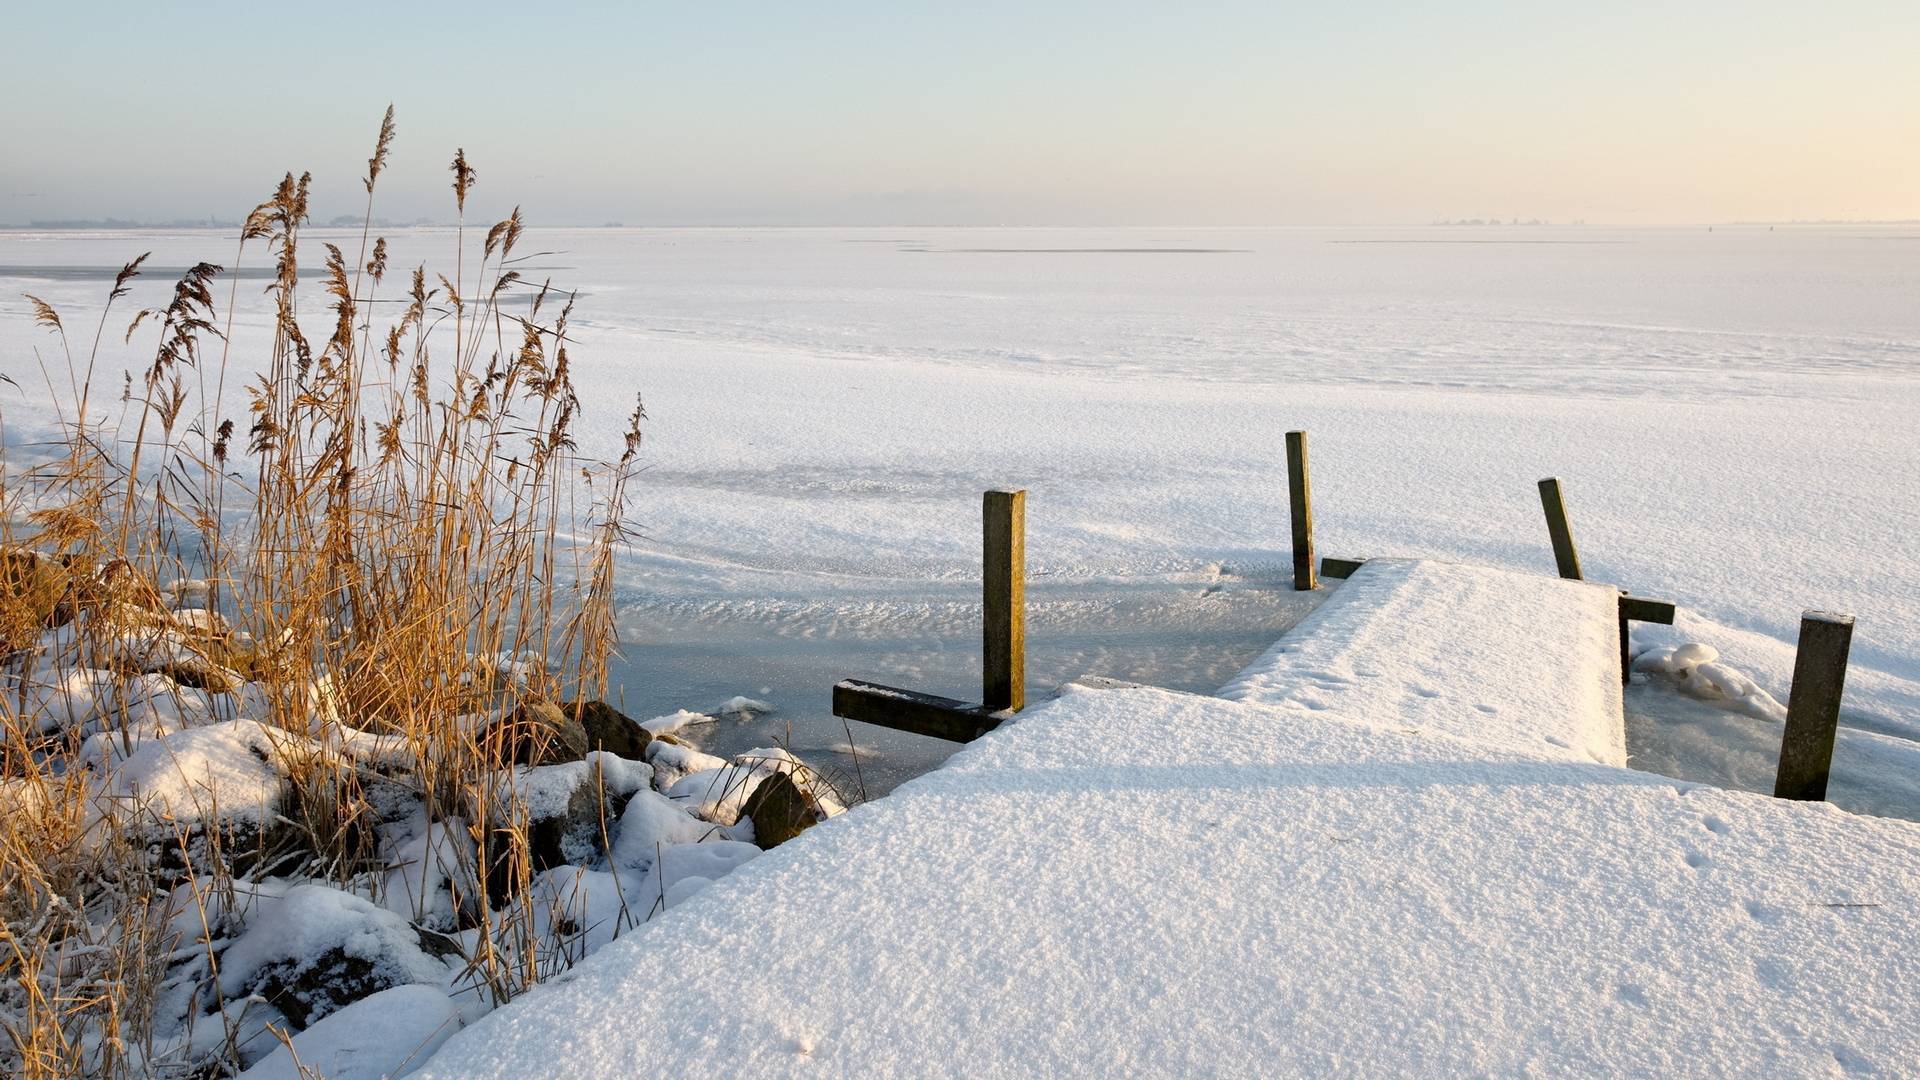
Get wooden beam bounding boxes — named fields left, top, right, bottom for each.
left=1774, top=611, right=1856, bottom=802
left=1537, top=477, right=1583, bottom=581
left=1286, top=430, right=1317, bottom=591
left=1618, top=595, right=1676, bottom=625
left=1320, top=556, right=1367, bottom=580
left=833, top=680, right=1004, bottom=743
left=983, top=490, right=1026, bottom=713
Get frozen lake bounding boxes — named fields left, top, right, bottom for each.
left=3, top=225, right=1917, bottom=798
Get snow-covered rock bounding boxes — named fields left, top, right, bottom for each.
left=641, top=708, right=709, bottom=737
left=713, top=695, right=774, bottom=718
left=611, top=789, right=718, bottom=868
left=89, top=718, right=309, bottom=826
left=219, top=884, right=462, bottom=1027
left=664, top=746, right=843, bottom=825
left=645, top=740, right=728, bottom=790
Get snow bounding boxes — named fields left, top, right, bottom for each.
left=655, top=839, right=760, bottom=891
left=662, top=875, right=714, bottom=908
left=89, top=718, right=302, bottom=824
left=379, top=816, right=473, bottom=927
left=640, top=709, right=709, bottom=736
left=420, top=677, right=1920, bottom=1076
left=526, top=867, right=648, bottom=959
left=238, top=984, right=461, bottom=1080
left=1633, top=638, right=1786, bottom=723
left=1220, top=559, right=1625, bottom=765
left=610, top=789, right=720, bottom=867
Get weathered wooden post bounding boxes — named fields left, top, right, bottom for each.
left=832, top=489, right=1029, bottom=742
left=1535, top=477, right=1676, bottom=682
left=1286, top=430, right=1316, bottom=591
left=1537, top=477, right=1583, bottom=581
left=982, top=489, right=1026, bottom=713
left=1774, top=611, right=1856, bottom=801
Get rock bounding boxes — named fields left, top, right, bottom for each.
left=217, top=884, right=462, bottom=1029
left=90, top=719, right=311, bottom=880
left=475, top=762, right=611, bottom=903
left=96, top=557, right=168, bottom=610
left=53, top=557, right=167, bottom=628
left=739, top=770, right=823, bottom=849
left=279, top=771, right=384, bottom=877
left=159, top=658, right=244, bottom=694
left=1, top=549, right=71, bottom=650
left=566, top=699, right=653, bottom=761
left=114, top=655, right=245, bottom=695
left=521, top=771, right=607, bottom=870
left=482, top=700, right=588, bottom=767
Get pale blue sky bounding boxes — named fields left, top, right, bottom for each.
left=3, top=1, right=1915, bottom=225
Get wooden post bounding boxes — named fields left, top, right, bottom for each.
left=1286, top=431, right=1316, bottom=591
left=1774, top=611, right=1855, bottom=801
left=983, top=490, right=1026, bottom=712
left=1617, top=595, right=1677, bottom=683
left=1618, top=610, right=1632, bottom=684
left=1537, top=477, right=1583, bottom=581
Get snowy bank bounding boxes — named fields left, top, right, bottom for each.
left=420, top=681, right=1920, bottom=1076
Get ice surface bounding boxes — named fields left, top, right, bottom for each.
left=419, top=681, right=1920, bottom=1076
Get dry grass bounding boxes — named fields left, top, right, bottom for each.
left=0, top=108, right=643, bottom=1076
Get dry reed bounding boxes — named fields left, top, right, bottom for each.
left=0, top=107, right=644, bottom=1077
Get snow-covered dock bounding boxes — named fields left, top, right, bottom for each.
left=1221, top=558, right=1627, bottom=766
left=420, top=560, right=1920, bottom=1076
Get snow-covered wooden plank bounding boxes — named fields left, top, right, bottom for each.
left=1218, top=558, right=1626, bottom=765
left=832, top=679, right=1003, bottom=743
left=419, top=685, right=1920, bottom=1077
